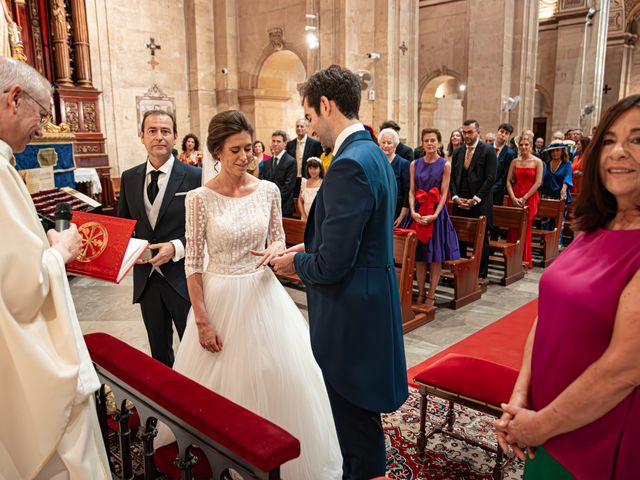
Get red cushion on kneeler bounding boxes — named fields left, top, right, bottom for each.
left=413, top=353, right=519, bottom=407
left=155, top=442, right=212, bottom=480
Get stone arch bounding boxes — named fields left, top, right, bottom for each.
left=245, top=49, right=307, bottom=145
left=417, top=68, right=465, bottom=140
left=534, top=84, right=553, bottom=142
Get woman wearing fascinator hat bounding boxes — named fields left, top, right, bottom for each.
left=540, top=140, right=574, bottom=245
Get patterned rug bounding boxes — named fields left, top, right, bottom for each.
left=107, top=388, right=523, bottom=479
left=384, top=388, right=523, bottom=479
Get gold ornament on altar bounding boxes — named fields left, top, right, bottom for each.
left=76, top=221, right=109, bottom=262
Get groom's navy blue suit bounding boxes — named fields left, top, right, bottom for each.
left=294, top=129, right=408, bottom=479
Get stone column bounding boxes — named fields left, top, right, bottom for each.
left=549, top=0, right=609, bottom=135
left=50, top=0, right=73, bottom=86
left=213, top=0, right=240, bottom=111
left=184, top=0, right=217, bottom=141
left=70, top=0, right=93, bottom=87
left=465, top=0, right=516, bottom=133
left=508, top=0, right=539, bottom=133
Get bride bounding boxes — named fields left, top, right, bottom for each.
left=156, top=110, right=342, bottom=478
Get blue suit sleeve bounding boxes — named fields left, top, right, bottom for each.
left=294, top=159, right=374, bottom=285
left=563, top=162, right=573, bottom=188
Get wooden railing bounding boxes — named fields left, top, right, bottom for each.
left=85, top=333, right=300, bottom=480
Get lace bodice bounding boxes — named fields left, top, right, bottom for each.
left=185, top=181, right=285, bottom=276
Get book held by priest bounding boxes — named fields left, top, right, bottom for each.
left=66, top=211, right=148, bottom=283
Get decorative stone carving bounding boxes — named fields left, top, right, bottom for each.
left=609, top=10, right=624, bottom=31
left=66, top=102, right=80, bottom=132
left=560, top=0, right=586, bottom=9
left=268, top=27, right=284, bottom=51
left=83, top=103, right=97, bottom=132
left=136, top=83, right=176, bottom=132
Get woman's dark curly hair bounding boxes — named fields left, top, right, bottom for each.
left=181, top=133, right=200, bottom=152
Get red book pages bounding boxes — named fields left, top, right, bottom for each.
left=66, top=211, right=148, bottom=283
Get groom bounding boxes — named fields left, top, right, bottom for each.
left=271, top=65, right=408, bottom=479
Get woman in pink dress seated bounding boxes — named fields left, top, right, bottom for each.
left=505, top=134, right=543, bottom=268
left=495, top=94, right=640, bottom=479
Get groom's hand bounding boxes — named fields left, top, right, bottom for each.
left=271, top=251, right=296, bottom=275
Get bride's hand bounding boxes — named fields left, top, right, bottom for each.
left=251, top=240, right=286, bottom=268
left=281, top=243, right=304, bottom=255
left=197, top=321, right=223, bottom=353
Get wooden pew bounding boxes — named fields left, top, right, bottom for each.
left=280, top=219, right=433, bottom=333
left=393, top=232, right=435, bottom=333
left=443, top=215, right=487, bottom=309
left=489, top=205, right=528, bottom=286
left=562, top=193, right=578, bottom=245
left=532, top=198, right=566, bottom=267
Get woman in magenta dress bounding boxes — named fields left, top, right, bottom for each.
left=400, top=128, right=460, bottom=305
left=495, top=94, right=640, bottom=479
left=505, top=135, right=543, bottom=268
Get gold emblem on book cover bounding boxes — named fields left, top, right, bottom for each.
left=77, top=222, right=108, bottom=262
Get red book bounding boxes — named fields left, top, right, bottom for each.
left=66, top=211, right=148, bottom=283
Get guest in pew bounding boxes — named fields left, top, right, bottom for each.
left=446, top=129, right=463, bottom=161
left=178, top=133, right=204, bottom=167
left=399, top=128, right=460, bottom=305
left=450, top=119, right=498, bottom=280
left=253, top=140, right=270, bottom=177
left=540, top=140, right=573, bottom=245
left=571, top=136, right=590, bottom=194
left=495, top=94, right=640, bottom=479
left=379, top=127, right=410, bottom=226
left=505, top=134, right=543, bottom=268
left=320, top=144, right=333, bottom=172
left=297, top=156, right=323, bottom=220
left=154, top=110, right=342, bottom=478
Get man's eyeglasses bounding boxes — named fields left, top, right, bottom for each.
left=3, top=88, right=52, bottom=126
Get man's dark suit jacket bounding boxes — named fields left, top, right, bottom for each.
left=260, top=152, right=297, bottom=216
left=450, top=141, right=497, bottom=218
left=492, top=144, right=517, bottom=202
left=117, top=159, right=202, bottom=303
left=285, top=136, right=324, bottom=178
left=395, top=141, right=415, bottom=162
left=294, top=130, right=408, bottom=414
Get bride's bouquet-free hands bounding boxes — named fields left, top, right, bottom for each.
left=251, top=240, right=286, bottom=268
left=196, top=315, right=224, bottom=353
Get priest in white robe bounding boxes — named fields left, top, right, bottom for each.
left=0, top=57, right=110, bottom=479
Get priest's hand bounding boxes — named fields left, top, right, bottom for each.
left=47, top=224, right=82, bottom=264
left=147, top=242, right=175, bottom=267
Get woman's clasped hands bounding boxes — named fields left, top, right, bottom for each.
left=494, top=399, right=552, bottom=462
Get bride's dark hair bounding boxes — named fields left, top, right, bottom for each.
left=207, top=110, right=254, bottom=159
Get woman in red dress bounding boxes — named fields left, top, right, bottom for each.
left=505, top=135, right=543, bottom=268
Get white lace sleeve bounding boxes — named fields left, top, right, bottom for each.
left=267, top=183, right=285, bottom=245
left=185, top=190, right=206, bottom=276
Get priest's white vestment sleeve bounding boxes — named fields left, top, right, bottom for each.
left=0, top=140, right=110, bottom=479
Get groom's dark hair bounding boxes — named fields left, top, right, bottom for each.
left=207, top=110, right=254, bottom=159
left=298, top=65, right=361, bottom=120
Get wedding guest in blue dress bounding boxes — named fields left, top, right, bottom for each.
left=379, top=128, right=410, bottom=226
left=400, top=128, right=460, bottom=305
left=540, top=141, right=573, bottom=244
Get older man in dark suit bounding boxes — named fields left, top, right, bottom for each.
left=286, top=118, right=323, bottom=197
left=118, top=110, right=201, bottom=366
left=450, top=119, right=497, bottom=280
left=261, top=130, right=297, bottom=216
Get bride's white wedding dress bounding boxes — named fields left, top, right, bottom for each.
left=156, top=180, right=342, bottom=479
